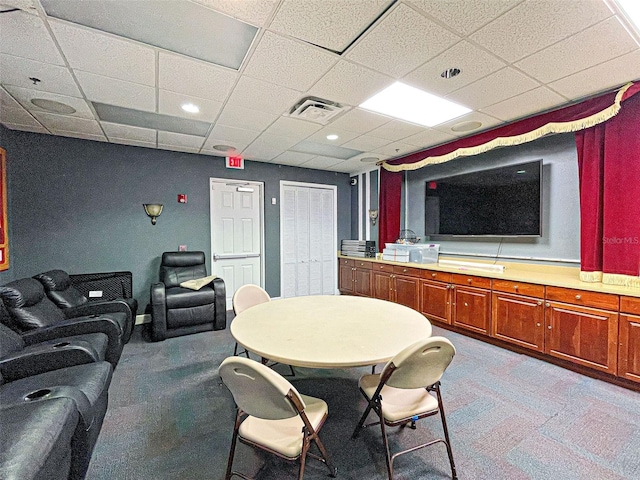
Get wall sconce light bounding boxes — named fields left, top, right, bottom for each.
left=143, top=204, right=163, bottom=225
left=369, top=209, right=379, bottom=226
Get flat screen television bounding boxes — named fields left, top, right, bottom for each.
left=425, top=160, right=542, bottom=237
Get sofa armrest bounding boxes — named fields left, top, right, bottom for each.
left=212, top=277, right=227, bottom=331
left=150, top=282, right=167, bottom=341
left=64, top=300, right=131, bottom=322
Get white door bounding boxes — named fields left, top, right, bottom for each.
left=210, top=179, right=263, bottom=306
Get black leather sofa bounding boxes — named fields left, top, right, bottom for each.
left=150, top=251, right=226, bottom=341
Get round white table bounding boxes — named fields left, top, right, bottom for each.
left=230, top=295, right=432, bottom=369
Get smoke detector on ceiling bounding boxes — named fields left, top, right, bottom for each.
left=287, top=96, right=347, bottom=125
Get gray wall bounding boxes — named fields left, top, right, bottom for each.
left=405, top=133, right=580, bottom=264
left=0, top=126, right=351, bottom=312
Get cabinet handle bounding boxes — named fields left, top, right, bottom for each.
left=575, top=294, right=581, bottom=300
left=432, top=273, right=437, bottom=278
left=548, top=325, right=552, bottom=330
left=380, top=266, right=384, bottom=269
left=467, top=279, right=472, bottom=284
left=464, top=302, right=468, bottom=307
left=403, top=268, right=407, bottom=272
left=537, top=301, right=542, bottom=306
left=536, top=322, right=541, bottom=327
left=545, top=302, right=550, bottom=308
left=513, top=285, right=519, bottom=291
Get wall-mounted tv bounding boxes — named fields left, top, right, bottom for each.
left=425, top=160, right=542, bottom=237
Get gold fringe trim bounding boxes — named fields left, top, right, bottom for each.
left=579, top=270, right=603, bottom=283
left=382, top=83, right=634, bottom=172
left=602, top=272, right=640, bottom=288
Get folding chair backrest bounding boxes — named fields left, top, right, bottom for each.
left=232, top=284, right=270, bottom=316
left=220, top=357, right=304, bottom=420
left=383, top=336, right=456, bottom=389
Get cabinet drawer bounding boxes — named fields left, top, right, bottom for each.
left=546, top=286, right=619, bottom=310
left=492, top=279, right=544, bottom=298
left=373, top=263, right=394, bottom=273
left=423, top=270, right=452, bottom=282
left=354, top=260, right=372, bottom=269
left=393, top=265, right=422, bottom=277
left=620, top=296, right=640, bottom=315
left=452, top=274, right=491, bottom=289
left=339, top=258, right=354, bottom=267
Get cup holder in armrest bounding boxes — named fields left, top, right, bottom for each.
left=53, top=341, right=71, bottom=348
left=24, top=389, right=52, bottom=401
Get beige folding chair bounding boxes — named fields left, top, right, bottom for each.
left=351, top=336, right=458, bottom=480
left=220, top=357, right=337, bottom=480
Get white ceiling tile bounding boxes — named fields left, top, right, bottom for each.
left=403, top=41, right=507, bottom=97
left=308, top=61, right=393, bottom=106
left=341, top=135, right=390, bottom=151
left=1, top=122, right=50, bottom=134
left=1, top=85, right=24, bottom=109
left=101, top=122, right=156, bottom=143
left=446, top=67, right=540, bottom=110
left=330, top=158, right=377, bottom=173
left=249, top=132, right=299, bottom=150
left=548, top=50, right=640, bottom=100
left=49, top=20, right=156, bottom=86
left=327, top=107, right=391, bottom=134
left=480, top=87, right=567, bottom=121
left=470, top=0, right=613, bottom=63
left=32, top=111, right=103, bottom=134
left=243, top=31, right=337, bottom=91
left=226, top=76, right=301, bottom=115
left=269, top=0, right=393, bottom=52
left=50, top=129, right=107, bottom=142
left=242, top=132, right=300, bottom=160
left=158, top=52, right=237, bottom=101
left=158, top=131, right=205, bottom=149
left=3, top=84, right=95, bottom=118
left=201, top=139, right=249, bottom=155
left=299, top=155, right=343, bottom=170
left=158, top=90, right=223, bottom=122
left=193, top=0, right=280, bottom=26
left=217, top=105, right=278, bottom=131
left=263, top=116, right=322, bottom=138
left=109, top=137, right=156, bottom=149
left=0, top=54, right=82, bottom=97
left=365, top=120, right=425, bottom=141
left=157, top=144, right=200, bottom=154
left=0, top=106, right=43, bottom=128
left=0, top=10, right=65, bottom=65
left=75, top=71, right=156, bottom=112
left=373, top=141, right=418, bottom=158
left=515, top=17, right=638, bottom=84
left=1, top=1, right=38, bottom=12
left=432, top=111, right=503, bottom=137
left=304, top=127, right=361, bottom=145
left=272, top=151, right=317, bottom=166
left=408, top=0, right=523, bottom=36
left=346, top=3, right=460, bottom=78
left=402, top=129, right=457, bottom=148
left=205, top=124, right=261, bottom=149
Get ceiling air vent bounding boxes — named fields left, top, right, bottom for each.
left=287, top=97, right=346, bottom=125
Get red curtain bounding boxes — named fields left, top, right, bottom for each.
left=378, top=167, right=403, bottom=248
left=577, top=91, right=640, bottom=285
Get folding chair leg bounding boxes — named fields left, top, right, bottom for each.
left=379, top=417, right=394, bottom=480
left=225, top=412, right=242, bottom=480
left=435, top=385, right=458, bottom=480
left=352, top=400, right=375, bottom=439
left=313, top=435, right=337, bottom=477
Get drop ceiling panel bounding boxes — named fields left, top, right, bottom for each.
left=216, top=105, right=278, bottom=131
left=31, top=111, right=103, bottom=134
left=158, top=131, right=205, bottom=149
left=304, top=127, right=360, bottom=145
left=0, top=106, right=43, bottom=129
left=308, top=61, right=393, bottom=106
left=404, top=41, right=507, bottom=97
left=0, top=54, right=82, bottom=97
left=2, top=122, right=49, bottom=134
left=549, top=50, right=640, bottom=100
left=299, top=155, right=343, bottom=170
left=470, top=0, right=613, bottom=63
left=159, top=144, right=200, bottom=154
left=193, top=0, right=281, bottom=27
left=75, top=71, right=156, bottom=112
left=225, top=76, right=301, bottom=115
left=346, top=3, right=460, bottom=78
left=271, top=151, right=317, bottom=166
left=243, top=32, right=337, bottom=91
left=4, top=85, right=95, bottom=119
left=0, top=10, right=65, bottom=65
left=158, top=90, right=223, bottom=122
left=205, top=125, right=261, bottom=149
left=242, top=134, right=295, bottom=161
left=402, top=128, right=457, bottom=148
left=515, top=17, right=638, bottom=84
left=201, top=138, right=249, bottom=154
left=269, top=0, right=393, bottom=52
left=49, top=20, right=156, bottom=86
left=446, top=67, right=540, bottom=110
left=51, top=130, right=106, bottom=142
left=366, top=119, right=425, bottom=141
left=262, top=116, right=322, bottom=139
left=327, top=107, right=391, bottom=134
left=100, top=122, right=156, bottom=143
left=340, top=135, right=390, bottom=151
left=480, top=87, right=567, bottom=121
left=432, top=111, right=503, bottom=137
left=109, top=137, right=156, bottom=149
left=158, top=52, right=237, bottom=102
left=331, top=158, right=375, bottom=173
left=373, top=141, right=418, bottom=157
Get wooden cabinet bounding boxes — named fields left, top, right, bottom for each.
left=338, top=258, right=354, bottom=294
left=491, top=280, right=545, bottom=352
left=451, top=274, right=491, bottom=335
left=618, top=297, right=640, bottom=383
left=420, top=271, right=452, bottom=324
left=338, top=258, right=372, bottom=296
left=371, top=264, right=420, bottom=310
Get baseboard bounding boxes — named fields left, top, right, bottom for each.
left=135, top=314, right=151, bottom=325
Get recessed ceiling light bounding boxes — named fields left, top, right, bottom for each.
left=326, top=134, right=339, bottom=140
left=181, top=103, right=200, bottom=114
left=441, top=68, right=461, bottom=79
left=30, top=98, right=76, bottom=115
left=213, top=144, right=237, bottom=152
left=360, top=156, right=379, bottom=163
left=360, top=82, right=471, bottom=127
left=450, top=120, right=482, bottom=132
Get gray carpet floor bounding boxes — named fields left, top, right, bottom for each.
left=86, top=315, right=640, bottom=479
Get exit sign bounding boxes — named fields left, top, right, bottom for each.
left=226, top=156, right=244, bottom=169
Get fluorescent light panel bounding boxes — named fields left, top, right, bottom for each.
left=41, top=0, right=258, bottom=70
left=360, top=82, right=472, bottom=127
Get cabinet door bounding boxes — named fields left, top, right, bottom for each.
left=338, top=263, right=353, bottom=294
left=372, top=270, right=393, bottom=302
left=420, top=280, right=451, bottom=324
left=354, top=268, right=372, bottom=296
left=545, top=302, right=618, bottom=374
left=453, top=286, right=491, bottom=334
left=618, top=314, right=640, bottom=383
left=492, top=292, right=544, bottom=351
left=394, top=274, right=421, bottom=311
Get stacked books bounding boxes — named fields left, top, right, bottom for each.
left=340, top=240, right=376, bottom=258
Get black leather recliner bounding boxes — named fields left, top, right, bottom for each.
left=34, top=269, right=136, bottom=343
left=150, top=251, right=226, bottom=341
left=0, top=278, right=125, bottom=366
